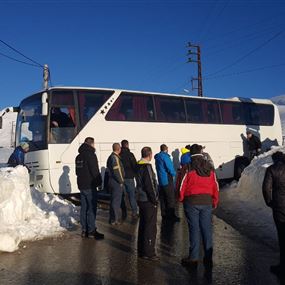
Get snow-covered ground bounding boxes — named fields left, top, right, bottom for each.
left=219, top=146, right=284, bottom=248
left=0, top=166, right=79, bottom=252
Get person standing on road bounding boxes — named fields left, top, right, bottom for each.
left=180, top=145, right=191, bottom=167
left=75, top=137, right=104, bottom=240
left=246, top=130, right=262, bottom=160
left=120, top=139, right=139, bottom=218
left=262, top=151, right=285, bottom=281
left=107, top=143, right=125, bottom=225
left=137, top=147, right=159, bottom=261
left=154, top=144, right=180, bottom=222
left=179, top=144, right=219, bottom=270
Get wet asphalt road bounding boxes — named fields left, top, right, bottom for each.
left=0, top=204, right=281, bottom=285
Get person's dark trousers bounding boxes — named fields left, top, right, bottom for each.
left=80, top=189, right=97, bottom=233
left=121, top=191, right=127, bottom=220
left=159, top=183, right=176, bottom=218
left=137, top=201, right=158, bottom=257
left=124, top=178, right=138, bottom=215
left=274, top=216, right=285, bottom=269
left=109, top=179, right=124, bottom=223
left=183, top=202, right=213, bottom=261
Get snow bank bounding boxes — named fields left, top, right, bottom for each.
left=0, top=166, right=79, bottom=252
left=220, top=146, right=285, bottom=247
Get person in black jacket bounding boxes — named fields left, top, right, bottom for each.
left=136, top=147, right=159, bottom=261
left=246, top=131, right=262, bottom=160
left=120, top=139, right=138, bottom=218
left=262, top=151, right=285, bottom=280
left=75, top=137, right=104, bottom=240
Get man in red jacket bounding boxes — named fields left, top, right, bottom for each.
left=179, top=144, right=219, bottom=270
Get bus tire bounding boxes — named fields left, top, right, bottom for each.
left=234, top=156, right=250, bottom=181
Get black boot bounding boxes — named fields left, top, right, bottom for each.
left=88, top=230, right=105, bottom=240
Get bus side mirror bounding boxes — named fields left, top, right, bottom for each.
left=42, top=92, right=48, bottom=116
left=0, top=116, right=2, bottom=129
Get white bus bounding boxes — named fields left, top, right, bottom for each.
left=8, top=86, right=282, bottom=194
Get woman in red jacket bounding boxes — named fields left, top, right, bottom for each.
left=179, top=144, right=219, bottom=270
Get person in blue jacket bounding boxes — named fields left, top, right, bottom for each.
left=180, top=145, right=191, bottom=166
left=8, top=142, right=29, bottom=167
left=154, top=144, right=180, bottom=222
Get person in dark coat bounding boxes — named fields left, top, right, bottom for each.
left=246, top=131, right=262, bottom=160
left=107, top=143, right=125, bottom=225
left=137, top=146, right=159, bottom=261
left=154, top=144, right=180, bottom=222
left=120, top=140, right=138, bottom=218
left=8, top=142, right=30, bottom=171
left=75, top=137, right=104, bottom=240
left=262, top=151, right=285, bottom=280
left=50, top=107, right=74, bottom=128
left=179, top=144, right=219, bottom=270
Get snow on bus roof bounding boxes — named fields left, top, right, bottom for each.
left=35, top=86, right=273, bottom=105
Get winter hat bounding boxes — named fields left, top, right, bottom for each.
left=190, top=144, right=203, bottom=155
left=20, top=142, right=29, bottom=150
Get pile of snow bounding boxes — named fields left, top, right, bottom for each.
left=221, top=146, right=284, bottom=247
left=0, top=166, right=79, bottom=252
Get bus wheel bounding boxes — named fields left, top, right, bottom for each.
left=234, top=157, right=250, bottom=181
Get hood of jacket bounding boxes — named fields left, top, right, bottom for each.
left=138, top=158, right=151, bottom=165
left=154, top=151, right=170, bottom=160
left=181, top=147, right=190, bottom=155
left=78, top=143, right=95, bottom=154
left=191, top=154, right=212, bottom=177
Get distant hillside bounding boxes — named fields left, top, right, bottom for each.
left=271, top=94, right=285, bottom=105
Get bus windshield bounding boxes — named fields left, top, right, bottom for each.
left=16, top=93, right=47, bottom=151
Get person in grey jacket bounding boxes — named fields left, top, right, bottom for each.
left=107, top=143, right=125, bottom=225
left=136, top=147, right=159, bottom=261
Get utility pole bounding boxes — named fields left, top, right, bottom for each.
left=187, top=43, right=203, bottom=97
left=43, top=64, right=50, bottom=90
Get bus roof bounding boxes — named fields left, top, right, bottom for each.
left=35, top=86, right=274, bottom=105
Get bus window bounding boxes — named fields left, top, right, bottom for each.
left=186, top=99, right=221, bottom=124
left=245, top=103, right=274, bottom=126
left=16, top=94, right=47, bottom=151
left=106, top=92, right=155, bottom=122
left=220, top=102, right=245, bottom=124
left=78, top=90, right=113, bottom=127
left=49, top=91, right=77, bottom=144
left=206, top=100, right=221, bottom=124
left=155, top=96, right=186, bottom=123
left=185, top=99, right=203, bottom=123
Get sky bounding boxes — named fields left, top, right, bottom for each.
left=0, top=0, right=285, bottom=109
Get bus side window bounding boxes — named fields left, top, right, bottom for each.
left=50, top=107, right=76, bottom=144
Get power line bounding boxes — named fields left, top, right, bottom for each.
left=0, top=39, right=44, bottom=68
left=204, top=62, right=285, bottom=80
left=0, top=51, right=41, bottom=68
left=201, top=0, right=232, bottom=42
left=204, top=30, right=283, bottom=78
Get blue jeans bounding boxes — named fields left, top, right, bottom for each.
left=183, top=202, right=213, bottom=261
left=80, top=189, right=97, bottom=233
left=124, top=178, right=138, bottom=214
